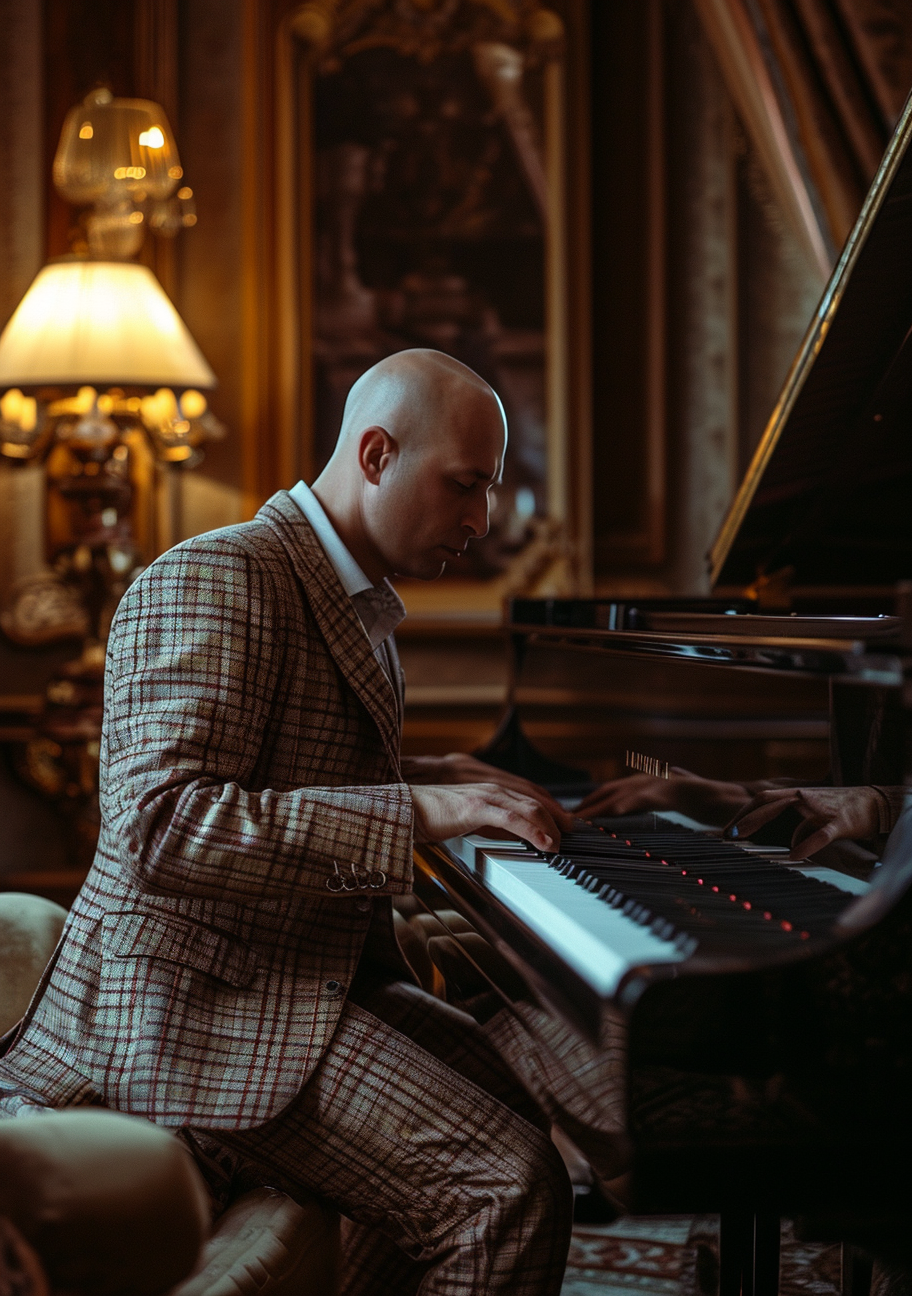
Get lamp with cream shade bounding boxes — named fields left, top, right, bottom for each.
left=0, top=254, right=222, bottom=478
left=0, top=95, right=221, bottom=651
left=0, top=255, right=223, bottom=648
left=0, top=270, right=222, bottom=650
left=0, top=259, right=215, bottom=392
left=0, top=91, right=221, bottom=892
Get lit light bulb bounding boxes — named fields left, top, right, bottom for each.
left=139, top=126, right=165, bottom=148
left=1, top=388, right=23, bottom=423
left=20, top=397, right=36, bottom=432
left=179, top=389, right=207, bottom=418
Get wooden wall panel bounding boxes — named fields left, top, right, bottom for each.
left=43, top=0, right=136, bottom=259
left=590, top=0, right=667, bottom=574
left=0, top=0, right=43, bottom=327
left=173, top=0, right=246, bottom=499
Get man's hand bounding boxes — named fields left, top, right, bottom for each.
left=402, top=752, right=568, bottom=820
left=576, top=768, right=752, bottom=826
left=409, top=782, right=574, bottom=852
left=724, top=786, right=883, bottom=859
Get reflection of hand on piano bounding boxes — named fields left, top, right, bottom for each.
left=724, top=785, right=905, bottom=859
left=409, top=781, right=574, bottom=852
left=576, top=768, right=753, bottom=825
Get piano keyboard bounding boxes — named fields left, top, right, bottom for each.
left=447, top=821, right=868, bottom=997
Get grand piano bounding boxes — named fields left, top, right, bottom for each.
left=409, top=84, right=912, bottom=1296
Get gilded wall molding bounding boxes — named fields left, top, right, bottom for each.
left=262, top=0, right=592, bottom=610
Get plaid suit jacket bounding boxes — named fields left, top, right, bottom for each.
left=1, top=491, right=415, bottom=1128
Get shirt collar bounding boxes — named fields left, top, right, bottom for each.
left=288, top=480, right=406, bottom=650
left=288, top=480, right=373, bottom=597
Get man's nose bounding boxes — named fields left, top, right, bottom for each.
left=464, top=492, right=490, bottom=539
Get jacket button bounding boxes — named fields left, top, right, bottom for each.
left=355, top=898, right=371, bottom=912
left=325, top=980, right=343, bottom=998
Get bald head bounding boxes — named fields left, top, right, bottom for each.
left=330, top=348, right=505, bottom=463
left=312, top=348, right=507, bottom=584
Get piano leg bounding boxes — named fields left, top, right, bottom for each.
left=720, top=1211, right=753, bottom=1296
left=753, top=1214, right=781, bottom=1296
left=841, top=1245, right=874, bottom=1296
left=719, top=1212, right=780, bottom=1296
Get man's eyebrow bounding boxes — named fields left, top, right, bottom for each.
left=449, top=462, right=501, bottom=483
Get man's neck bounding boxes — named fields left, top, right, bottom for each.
left=310, top=480, right=390, bottom=586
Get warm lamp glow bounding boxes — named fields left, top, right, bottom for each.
left=0, top=259, right=216, bottom=390
left=138, top=126, right=166, bottom=148
left=54, top=90, right=179, bottom=205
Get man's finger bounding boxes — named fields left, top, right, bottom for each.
left=472, top=765, right=570, bottom=823
left=577, top=778, right=657, bottom=816
left=577, top=796, right=617, bottom=819
left=481, top=806, right=556, bottom=851
left=577, top=782, right=622, bottom=813
left=789, top=820, right=837, bottom=859
left=724, top=793, right=800, bottom=839
left=472, top=785, right=563, bottom=851
left=551, top=804, right=576, bottom=833
left=522, top=785, right=574, bottom=826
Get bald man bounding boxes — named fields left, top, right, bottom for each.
left=0, top=350, right=574, bottom=1295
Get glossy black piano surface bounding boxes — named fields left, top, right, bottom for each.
left=409, top=88, right=912, bottom=1246
left=416, top=816, right=870, bottom=1040
left=708, top=92, right=912, bottom=596
left=411, top=805, right=912, bottom=1227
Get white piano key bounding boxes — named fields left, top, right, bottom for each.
left=446, top=834, right=520, bottom=871
left=444, top=835, right=866, bottom=998
left=788, top=864, right=869, bottom=896
left=474, top=850, right=685, bottom=996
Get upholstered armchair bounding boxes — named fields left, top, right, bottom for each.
left=0, top=892, right=339, bottom=1296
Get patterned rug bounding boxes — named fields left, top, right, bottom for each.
left=561, top=1216, right=842, bottom=1296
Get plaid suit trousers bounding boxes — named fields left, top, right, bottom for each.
left=180, top=978, right=574, bottom=1296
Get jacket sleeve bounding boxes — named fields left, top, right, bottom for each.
left=99, top=536, right=414, bottom=903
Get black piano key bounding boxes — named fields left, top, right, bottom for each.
left=531, top=819, right=858, bottom=954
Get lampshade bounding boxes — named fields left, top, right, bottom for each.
left=0, top=259, right=216, bottom=390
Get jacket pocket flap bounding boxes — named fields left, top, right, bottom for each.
left=104, top=911, right=259, bottom=988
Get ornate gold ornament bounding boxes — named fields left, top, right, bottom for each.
left=291, top=0, right=564, bottom=67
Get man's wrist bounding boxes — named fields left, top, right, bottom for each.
left=868, top=786, right=906, bottom=835
left=400, top=755, right=443, bottom=783
left=738, top=777, right=804, bottom=795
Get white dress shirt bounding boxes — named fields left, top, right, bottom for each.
left=288, top=481, right=405, bottom=716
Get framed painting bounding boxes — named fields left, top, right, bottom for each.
left=268, top=0, right=592, bottom=619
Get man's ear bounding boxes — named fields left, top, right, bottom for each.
left=358, top=426, right=396, bottom=485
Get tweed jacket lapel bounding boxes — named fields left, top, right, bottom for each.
left=258, top=491, right=402, bottom=771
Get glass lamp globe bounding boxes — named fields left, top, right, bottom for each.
left=53, top=88, right=182, bottom=207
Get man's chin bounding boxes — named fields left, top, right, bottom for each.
left=394, top=557, right=449, bottom=582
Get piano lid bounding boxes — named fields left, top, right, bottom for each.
left=709, top=92, right=912, bottom=593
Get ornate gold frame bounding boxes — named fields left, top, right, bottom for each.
left=262, top=0, right=592, bottom=618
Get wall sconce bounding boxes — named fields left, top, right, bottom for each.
left=54, top=88, right=196, bottom=258
left=0, top=95, right=219, bottom=650
left=0, top=258, right=220, bottom=645
left=0, top=93, right=221, bottom=877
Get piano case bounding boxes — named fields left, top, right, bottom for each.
left=410, top=84, right=912, bottom=1282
